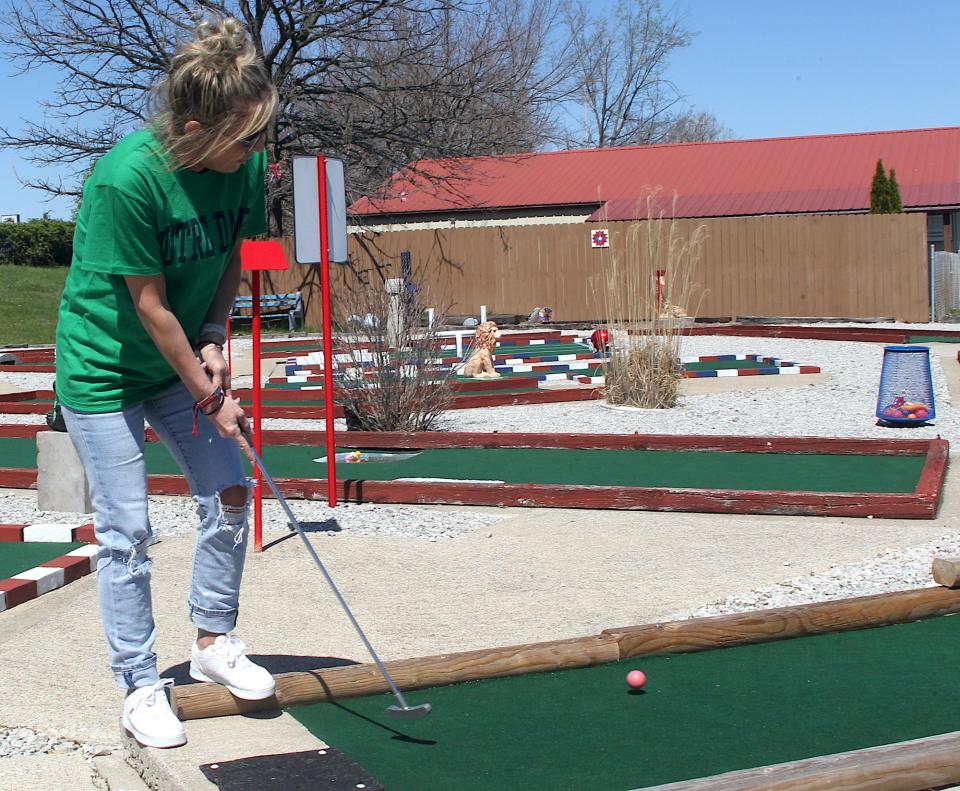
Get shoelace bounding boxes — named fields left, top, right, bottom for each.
left=134, top=678, right=174, bottom=708
left=213, top=636, right=247, bottom=668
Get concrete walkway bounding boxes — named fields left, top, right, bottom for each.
left=3, top=470, right=960, bottom=789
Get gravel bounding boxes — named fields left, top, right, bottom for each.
left=0, top=726, right=113, bottom=764
left=673, top=532, right=960, bottom=619
left=0, top=492, right=505, bottom=540
left=433, top=332, right=958, bottom=441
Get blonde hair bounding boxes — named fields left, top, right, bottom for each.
left=150, top=17, right=278, bottom=169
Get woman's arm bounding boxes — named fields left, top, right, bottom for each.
left=203, top=242, right=243, bottom=332
left=195, top=242, right=243, bottom=393
left=125, top=273, right=247, bottom=441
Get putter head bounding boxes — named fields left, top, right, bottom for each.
left=386, top=703, right=432, bottom=720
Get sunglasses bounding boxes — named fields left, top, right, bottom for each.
left=236, top=125, right=268, bottom=151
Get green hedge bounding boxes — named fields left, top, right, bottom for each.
left=0, top=219, right=74, bottom=267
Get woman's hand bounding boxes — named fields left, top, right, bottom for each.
left=199, top=344, right=231, bottom=392
left=205, top=392, right=255, bottom=462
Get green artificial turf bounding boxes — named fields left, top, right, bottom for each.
left=290, top=614, right=960, bottom=790
left=256, top=446, right=924, bottom=493
left=0, top=542, right=85, bottom=579
left=0, top=438, right=926, bottom=494
left=1, top=437, right=38, bottom=468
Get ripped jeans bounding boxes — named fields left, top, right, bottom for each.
left=62, top=382, right=250, bottom=689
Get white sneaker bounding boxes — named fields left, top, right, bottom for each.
left=120, top=679, right=187, bottom=749
left=189, top=635, right=276, bottom=700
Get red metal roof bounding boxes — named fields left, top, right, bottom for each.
left=350, top=127, right=960, bottom=220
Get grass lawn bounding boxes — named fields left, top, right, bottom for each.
left=0, top=265, right=68, bottom=345
left=0, top=265, right=313, bottom=347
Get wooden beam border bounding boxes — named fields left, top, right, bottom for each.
left=246, top=387, right=602, bottom=418
left=0, top=430, right=946, bottom=518
left=0, top=387, right=602, bottom=417
left=604, top=586, right=960, bottom=658
left=0, top=390, right=52, bottom=403
left=686, top=324, right=960, bottom=344
left=636, top=729, right=960, bottom=790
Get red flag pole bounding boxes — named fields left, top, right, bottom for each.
left=317, top=156, right=337, bottom=506
left=252, top=269, right=264, bottom=551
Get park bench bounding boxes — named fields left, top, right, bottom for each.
left=230, top=292, right=304, bottom=333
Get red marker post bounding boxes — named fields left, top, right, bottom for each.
left=239, top=240, right=289, bottom=553
left=316, top=157, right=337, bottom=506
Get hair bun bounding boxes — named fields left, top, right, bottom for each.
left=191, top=17, right=250, bottom=58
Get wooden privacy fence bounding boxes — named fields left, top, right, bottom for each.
left=242, top=213, right=930, bottom=327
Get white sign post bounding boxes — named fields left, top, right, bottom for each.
left=292, top=155, right=349, bottom=506
left=293, top=155, right=347, bottom=264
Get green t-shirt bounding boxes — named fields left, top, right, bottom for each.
left=55, top=128, right=266, bottom=412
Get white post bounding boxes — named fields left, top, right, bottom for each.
left=385, top=278, right=404, bottom=347
left=426, top=308, right=435, bottom=328
left=930, top=244, right=936, bottom=323
left=455, top=331, right=464, bottom=357
left=480, top=305, right=487, bottom=324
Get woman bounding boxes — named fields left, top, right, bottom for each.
left=56, top=17, right=277, bottom=748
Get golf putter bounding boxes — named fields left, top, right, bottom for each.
left=242, top=430, right=432, bottom=720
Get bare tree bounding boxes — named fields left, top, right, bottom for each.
left=561, top=0, right=721, bottom=148
left=659, top=109, right=733, bottom=144
left=335, top=0, right=571, bottom=202
left=0, top=0, right=572, bottom=230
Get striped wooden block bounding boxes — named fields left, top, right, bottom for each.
left=682, top=365, right=821, bottom=378
left=0, top=544, right=98, bottom=614
left=678, top=353, right=820, bottom=377
left=0, top=522, right=95, bottom=543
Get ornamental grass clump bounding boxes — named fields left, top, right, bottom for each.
left=598, top=207, right=706, bottom=409
left=603, top=337, right=684, bottom=409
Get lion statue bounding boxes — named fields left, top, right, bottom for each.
left=462, top=321, right=502, bottom=378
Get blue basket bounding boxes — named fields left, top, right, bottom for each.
left=876, top=345, right=935, bottom=424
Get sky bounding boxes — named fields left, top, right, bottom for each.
left=0, top=0, right=956, bottom=221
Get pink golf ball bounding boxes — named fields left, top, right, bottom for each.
left=626, top=670, right=646, bottom=690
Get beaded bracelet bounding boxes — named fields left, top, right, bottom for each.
left=192, top=387, right=225, bottom=436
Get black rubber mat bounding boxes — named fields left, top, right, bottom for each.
left=200, top=748, right=384, bottom=790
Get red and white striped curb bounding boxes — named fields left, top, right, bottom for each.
left=0, top=522, right=98, bottom=614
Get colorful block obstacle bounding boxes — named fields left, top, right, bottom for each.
left=679, top=353, right=821, bottom=377
left=573, top=352, right=821, bottom=386
left=0, top=522, right=97, bottom=613
left=278, top=337, right=599, bottom=379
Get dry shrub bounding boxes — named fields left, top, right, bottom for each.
left=599, top=205, right=706, bottom=408
left=604, top=338, right=683, bottom=408
left=333, top=277, right=455, bottom=431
